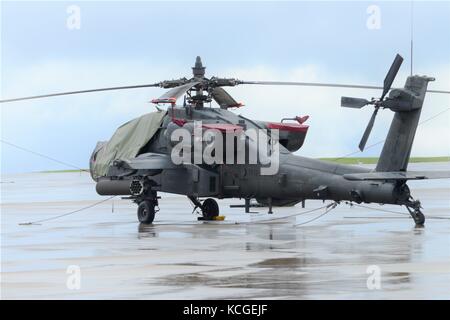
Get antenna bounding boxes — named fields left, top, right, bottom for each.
left=410, top=1, right=414, bottom=76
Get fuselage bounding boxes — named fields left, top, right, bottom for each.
left=92, top=105, right=410, bottom=207
left=219, top=153, right=408, bottom=205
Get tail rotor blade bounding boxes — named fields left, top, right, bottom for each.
left=341, top=97, right=370, bottom=108
left=359, top=108, right=379, bottom=151
left=381, top=54, right=403, bottom=100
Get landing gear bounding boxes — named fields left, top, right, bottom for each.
left=411, top=210, right=425, bottom=226
left=137, top=200, right=156, bottom=224
left=405, top=198, right=425, bottom=226
left=188, top=196, right=219, bottom=220
left=202, top=198, right=219, bottom=219
left=130, top=177, right=159, bottom=224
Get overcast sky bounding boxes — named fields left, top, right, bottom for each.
left=1, top=1, right=449, bottom=173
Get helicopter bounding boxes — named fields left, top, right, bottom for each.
left=2, top=55, right=450, bottom=226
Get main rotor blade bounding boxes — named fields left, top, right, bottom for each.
left=359, top=108, right=379, bottom=151
left=2, top=74, right=448, bottom=105
left=151, top=81, right=200, bottom=104
left=427, top=89, right=450, bottom=94
left=211, top=87, right=243, bottom=108
left=381, top=54, right=403, bottom=100
left=239, top=80, right=383, bottom=91
left=239, top=80, right=450, bottom=95
left=341, top=97, right=370, bottom=108
left=0, top=83, right=162, bottom=103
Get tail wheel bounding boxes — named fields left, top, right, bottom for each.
left=412, top=210, right=425, bottom=226
left=137, top=200, right=155, bottom=224
left=202, top=198, right=219, bottom=219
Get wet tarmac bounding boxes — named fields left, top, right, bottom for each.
left=1, top=162, right=450, bottom=299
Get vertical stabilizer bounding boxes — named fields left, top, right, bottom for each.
left=376, top=75, right=434, bottom=172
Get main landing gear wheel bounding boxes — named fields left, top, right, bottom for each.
left=137, top=200, right=155, bottom=224
left=202, top=198, right=219, bottom=219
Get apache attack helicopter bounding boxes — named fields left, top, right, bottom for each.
left=2, top=55, right=450, bottom=226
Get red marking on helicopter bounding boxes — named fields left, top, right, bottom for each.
left=229, top=102, right=244, bottom=108
left=267, top=122, right=309, bottom=133
left=172, top=118, right=187, bottom=126
left=295, top=115, right=309, bottom=124
left=151, top=97, right=177, bottom=104
left=202, top=123, right=244, bottom=132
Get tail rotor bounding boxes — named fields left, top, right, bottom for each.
left=341, top=54, right=404, bottom=151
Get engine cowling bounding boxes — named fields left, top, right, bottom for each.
left=258, top=119, right=309, bottom=152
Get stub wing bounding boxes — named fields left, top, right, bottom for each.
left=343, top=171, right=450, bottom=181
left=125, top=153, right=179, bottom=170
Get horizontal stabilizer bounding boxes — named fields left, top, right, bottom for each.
left=343, top=170, right=450, bottom=181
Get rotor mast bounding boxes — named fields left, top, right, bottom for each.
left=192, top=56, right=206, bottom=108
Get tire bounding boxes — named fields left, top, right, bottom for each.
left=137, top=200, right=155, bottom=224
left=202, top=198, right=219, bottom=219
left=413, top=211, right=425, bottom=226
